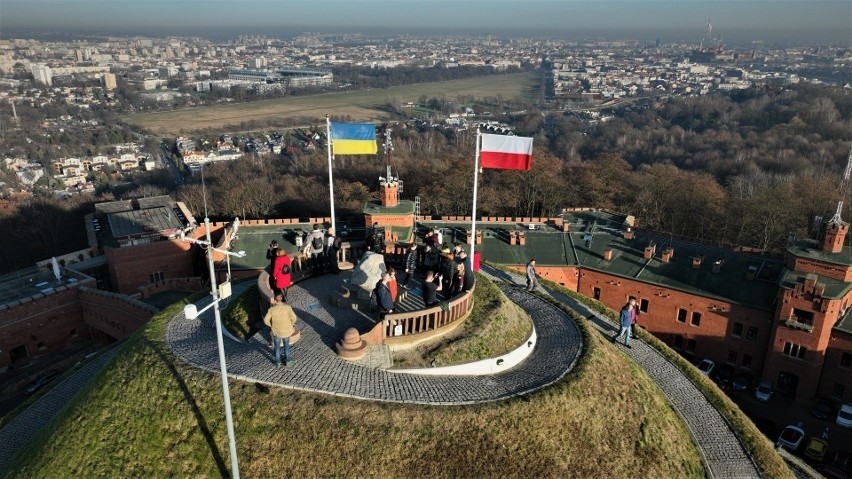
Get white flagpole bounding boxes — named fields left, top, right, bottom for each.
left=469, top=128, right=482, bottom=270
left=326, top=115, right=336, bottom=233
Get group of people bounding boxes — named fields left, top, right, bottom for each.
left=375, top=237, right=476, bottom=318
left=305, top=224, right=342, bottom=276
left=267, top=224, right=342, bottom=299
left=262, top=224, right=343, bottom=366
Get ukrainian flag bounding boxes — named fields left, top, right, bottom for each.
left=330, top=122, right=378, bottom=155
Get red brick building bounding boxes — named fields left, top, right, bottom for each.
left=763, top=221, right=852, bottom=399
left=484, top=209, right=851, bottom=401
left=87, top=196, right=205, bottom=295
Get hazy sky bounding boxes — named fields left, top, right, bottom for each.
left=2, top=0, right=850, bottom=42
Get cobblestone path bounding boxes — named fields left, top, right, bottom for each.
left=0, top=348, right=120, bottom=472
left=480, top=265, right=762, bottom=479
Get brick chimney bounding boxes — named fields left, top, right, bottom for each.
left=692, top=256, right=703, bottom=269
left=643, top=243, right=656, bottom=259
left=661, top=247, right=673, bottom=263
left=746, top=265, right=757, bottom=281
left=604, top=249, right=613, bottom=261
left=712, top=259, right=723, bottom=273
left=822, top=221, right=848, bottom=253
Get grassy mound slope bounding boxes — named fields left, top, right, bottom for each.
left=538, top=277, right=793, bottom=479
left=394, top=273, right=533, bottom=367
left=3, top=290, right=703, bottom=478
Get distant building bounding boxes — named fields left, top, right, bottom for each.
left=228, top=67, right=332, bottom=89
left=102, top=73, right=117, bottom=90
left=158, top=65, right=178, bottom=79
left=31, top=64, right=52, bottom=86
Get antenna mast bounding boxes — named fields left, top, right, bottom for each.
left=383, top=127, right=395, bottom=181
left=829, top=144, right=852, bottom=225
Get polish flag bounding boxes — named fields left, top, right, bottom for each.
left=480, top=133, right=534, bottom=171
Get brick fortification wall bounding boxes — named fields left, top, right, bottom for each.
left=79, top=287, right=159, bottom=341
left=0, top=279, right=95, bottom=372
left=138, top=277, right=204, bottom=298
left=106, top=239, right=195, bottom=295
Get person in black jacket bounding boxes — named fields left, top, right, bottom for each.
left=375, top=272, right=394, bottom=318
left=422, top=270, right=443, bottom=308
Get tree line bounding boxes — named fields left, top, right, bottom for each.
left=0, top=83, right=850, bottom=274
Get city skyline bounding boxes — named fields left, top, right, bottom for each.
left=2, top=0, right=850, bottom=43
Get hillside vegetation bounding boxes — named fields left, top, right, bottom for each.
left=3, top=288, right=705, bottom=478
left=393, top=273, right=533, bottom=367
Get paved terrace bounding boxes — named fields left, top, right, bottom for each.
left=166, top=273, right=584, bottom=404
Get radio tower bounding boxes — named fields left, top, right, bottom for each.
left=378, top=127, right=401, bottom=208
left=821, top=144, right=852, bottom=253
left=829, top=144, right=852, bottom=225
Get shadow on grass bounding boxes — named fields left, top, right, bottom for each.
left=146, top=338, right=230, bottom=478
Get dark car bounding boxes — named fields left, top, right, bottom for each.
left=812, top=397, right=838, bottom=420
left=711, top=364, right=735, bottom=388
left=733, top=371, right=753, bottom=392
left=24, top=369, right=60, bottom=395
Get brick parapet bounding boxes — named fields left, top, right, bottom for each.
left=138, top=277, right=204, bottom=298
left=79, top=287, right=158, bottom=340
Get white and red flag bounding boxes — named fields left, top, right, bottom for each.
left=480, top=133, right=534, bottom=171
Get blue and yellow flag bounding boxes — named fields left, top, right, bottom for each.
left=330, top=122, right=378, bottom=155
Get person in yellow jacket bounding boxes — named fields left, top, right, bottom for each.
left=264, top=294, right=298, bottom=366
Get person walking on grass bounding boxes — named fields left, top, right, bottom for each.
left=264, top=294, right=298, bottom=367
left=526, top=258, right=539, bottom=292
left=613, top=298, right=636, bottom=348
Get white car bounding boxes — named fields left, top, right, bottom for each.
left=755, top=379, right=773, bottom=402
left=776, top=423, right=806, bottom=451
left=697, top=359, right=715, bottom=376
left=837, top=403, right=852, bottom=428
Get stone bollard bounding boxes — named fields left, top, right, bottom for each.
left=336, top=327, right=367, bottom=360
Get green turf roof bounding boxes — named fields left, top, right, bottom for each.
left=778, top=269, right=852, bottom=300
left=418, top=210, right=784, bottom=311
left=226, top=223, right=331, bottom=270
left=363, top=200, right=416, bottom=215
left=835, top=308, right=852, bottom=335
left=787, top=239, right=852, bottom=266
left=220, top=210, right=811, bottom=312
left=569, top=228, right=783, bottom=311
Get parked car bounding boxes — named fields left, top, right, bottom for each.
left=776, top=423, right=806, bottom=451
left=803, top=437, right=829, bottom=461
left=837, top=404, right=852, bottom=428
left=697, top=359, right=715, bottom=376
left=24, top=369, right=60, bottom=395
left=733, top=371, right=753, bottom=392
left=755, top=379, right=774, bottom=402
left=812, top=398, right=838, bottom=420
left=711, top=364, right=735, bottom=388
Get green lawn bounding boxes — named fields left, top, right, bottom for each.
left=2, top=282, right=706, bottom=479
left=394, top=273, right=533, bottom=367
left=536, top=276, right=793, bottom=479
left=122, top=72, right=537, bottom=134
